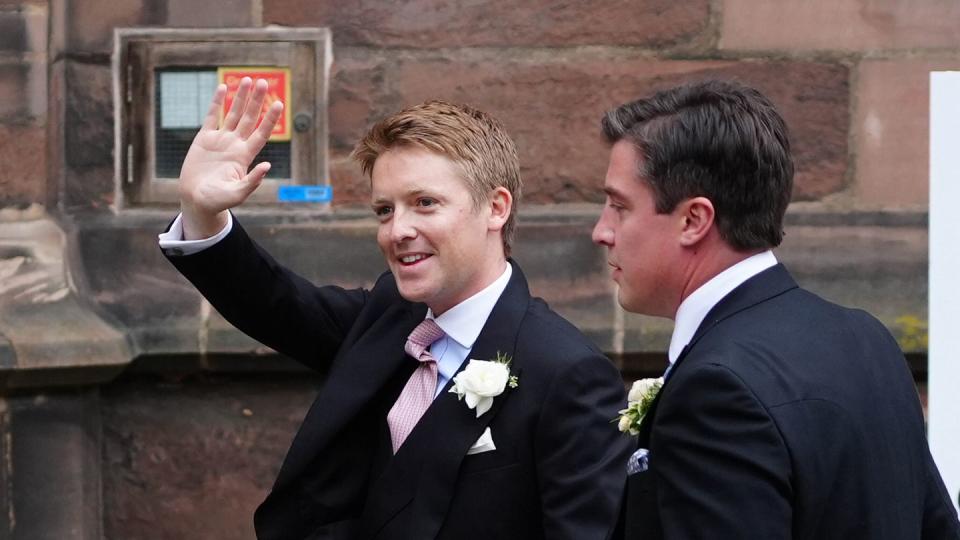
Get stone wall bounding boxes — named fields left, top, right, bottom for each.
left=0, top=0, right=956, bottom=537
left=0, top=0, right=47, bottom=211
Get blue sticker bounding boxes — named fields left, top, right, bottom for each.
left=277, top=185, right=333, bottom=203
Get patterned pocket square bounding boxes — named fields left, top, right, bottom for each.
left=627, top=448, right=649, bottom=475
left=467, top=427, right=496, bottom=455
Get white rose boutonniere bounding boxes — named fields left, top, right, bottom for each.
left=616, top=377, right=664, bottom=436
left=449, top=352, right=519, bottom=417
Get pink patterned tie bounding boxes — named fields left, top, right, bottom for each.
left=387, top=318, right=445, bottom=453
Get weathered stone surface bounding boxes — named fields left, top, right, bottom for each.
left=74, top=217, right=205, bottom=353
left=0, top=59, right=45, bottom=122
left=69, top=205, right=926, bottom=363
left=61, top=165, right=117, bottom=213
left=8, top=389, right=102, bottom=539
left=63, top=0, right=157, bottom=53
left=219, top=217, right=385, bottom=289
left=0, top=63, right=28, bottom=119
left=0, top=219, right=131, bottom=388
left=0, top=397, right=9, bottom=537
left=329, top=54, right=849, bottom=204
left=101, top=374, right=319, bottom=539
left=0, top=124, right=45, bottom=208
left=96, top=210, right=600, bottom=356
left=64, top=61, right=112, bottom=169
left=0, top=340, right=8, bottom=369
left=854, top=59, right=960, bottom=208
left=622, top=311, right=674, bottom=356
left=74, top=209, right=611, bottom=357
left=0, top=5, right=45, bottom=53
left=0, top=9, right=27, bottom=53
left=721, top=0, right=960, bottom=51
left=46, top=57, right=64, bottom=210
left=201, top=219, right=386, bottom=352
left=610, top=210, right=928, bottom=355
left=328, top=54, right=388, bottom=154
left=72, top=211, right=385, bottom=356
left=779, top=223, right=927, bottom=345
left=264, top=0, right=710, bottom=48
left=512, top=211, right=616, bottom=351
left=165, top=0, right=254, bottom=27
left=328, top=155, right=368, bottom=206
left=326, top=52, right=390, bottom=206
left=60, top=61, right=114, bottom=210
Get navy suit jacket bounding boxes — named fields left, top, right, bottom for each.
left=621, top=264, right=960, bottom=539
left=165, top=219, right=632, bottom=540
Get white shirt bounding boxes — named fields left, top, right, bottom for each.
left=425, top=263, right=512, bottom=396
left=158, top=212, right=234, bottom=254
left=667, top=251, right=778, bottom=366
left=158, top=212, right=512, bottom=396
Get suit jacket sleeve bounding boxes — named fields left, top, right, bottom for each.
left=163, top=217, right=369, bottom=372
left=534, top=354, right=632, bottom=540
left=653, top=362, right=793, bottom=539
left=922, top=444, right=960, bottom=538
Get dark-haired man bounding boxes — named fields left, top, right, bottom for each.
left=159, top=78, right=631, bottom=539
left=593, top=79, right=960, bottom=539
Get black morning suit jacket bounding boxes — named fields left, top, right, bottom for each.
left=621, top=264, right=960, bottom=540
left=164, top=219, right=633, bottom=540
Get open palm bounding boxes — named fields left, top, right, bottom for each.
left=179, top=77, right=283, bottom=237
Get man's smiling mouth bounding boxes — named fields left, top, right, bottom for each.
left=399, top=253, right=432, bottom=265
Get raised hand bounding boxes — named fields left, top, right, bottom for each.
left=178, top=77, right=284, bottom=240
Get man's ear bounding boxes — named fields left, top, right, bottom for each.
left=487, top=187, right=512, bottom=232
left=678, top=196, right=715, bottom=247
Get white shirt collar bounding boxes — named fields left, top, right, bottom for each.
left=668, top=250, right=778, bottom=364
left=426, top=262, right=512, bottom=349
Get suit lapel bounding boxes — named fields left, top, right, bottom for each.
left=636, top=264, right=798, bottom=444
left=360, top=262, right=530, bottom=539
left=685, top=264, right=797, bottom=352
left=635, top=344, right=688, bottom=447
left=274, top=301, right=427, bottom=488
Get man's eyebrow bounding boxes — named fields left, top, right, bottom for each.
left=602, top=186, right=625, bottom=200
left=371, top=187, right=431, bottom=206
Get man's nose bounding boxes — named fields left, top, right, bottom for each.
left=390, top=209, right=417, bottom=243
left=592, top=215, right=613, bottom=246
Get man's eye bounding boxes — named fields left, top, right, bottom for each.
left=373, top=206, right=392, bottom=217
left=417, top=197, right=437, bottom=208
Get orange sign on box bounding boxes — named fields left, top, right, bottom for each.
left=217, top=67, right=292, bottom=141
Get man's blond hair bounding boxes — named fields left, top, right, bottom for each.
left=352, top=100, right=522, bottom=256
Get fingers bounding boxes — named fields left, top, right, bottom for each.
left=236, top=79, right=269, bottom=138
left=223, top=77, right=253, bottom=131
left=249, top=100, right=285, bottom=148
left=201, top=84, right=227, bottom=131
left=236, top=162, right=271, bottom=201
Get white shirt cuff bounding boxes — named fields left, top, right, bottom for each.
left=158, top=212, right=233, bottom=255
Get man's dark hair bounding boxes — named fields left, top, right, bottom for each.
left=601, top=79, right=794, bottom=250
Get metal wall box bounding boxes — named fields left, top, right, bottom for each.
left=112, top=28, right=331, bottom=208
